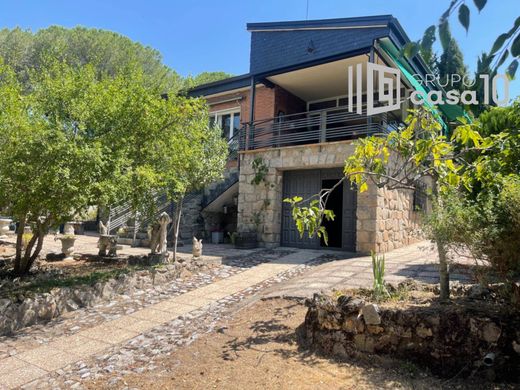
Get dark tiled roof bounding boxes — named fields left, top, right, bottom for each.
left=248, top=15, right=400, bottom=76
left=188, top=15, right=428, bottom=97
left=246, top=15, right=394, bottom=31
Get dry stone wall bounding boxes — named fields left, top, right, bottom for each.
left=303, top=291, right=520, bottom=381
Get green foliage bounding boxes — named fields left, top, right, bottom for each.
left=419, top=25, right=437, bottom=68
left=371, top=251, right=390, bottom=299
left=437, top=38, right=468, bottom=93
left=250, top=157, right=269, bottom=185
left=227, top=231, right=238, bottom=245
left=0, top=26, right=183, bottom=93
left=468, top=177, right=520, bottom=275
left=184, top=71, right=233, bottom=89
left=283, top=197, right=335, bottom=245
left=249, top=158, right=273, bottom=233
left=0, top=57, right=227, bottom=274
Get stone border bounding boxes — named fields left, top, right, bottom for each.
left=302, top=289, right=520, bottom=381
left=0, top=257, right=219, bottom=336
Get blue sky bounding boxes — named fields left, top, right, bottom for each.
left=1, top=0, right=519, bottom=98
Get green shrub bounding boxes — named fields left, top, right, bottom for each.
left=470, top=176, right=520, bottom=276
left=371, top=251, right=390, bottom=299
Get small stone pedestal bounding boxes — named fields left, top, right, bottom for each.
left=0, top=218, right=12, bottom=239
left=98, top=235, right=118, bottom=257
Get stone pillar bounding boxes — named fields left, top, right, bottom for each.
left=356, top=184, right=379, bottom=253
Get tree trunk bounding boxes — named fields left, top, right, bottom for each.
left=24, top=223, right=46, bottom=274
left=14, top=219, right=48, bottom=276
left=172, top=196, right=184, bottom=262
left=14, top=217, right=26, bottom=275
left=437, top=240, right=450, bottom=301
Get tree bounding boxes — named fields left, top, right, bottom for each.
left=437, top=37, right=468, bottom=92
left=183, top=71, right=233, bottom=89
left=404, top=1, right=520, bottom=116
left=0, top=55, right=228, bottom=275
left=0, top=26, right=184, bottom=93
left=286, top=107, right=509, bottom=300
left=0, top=62, right=117, bottom=274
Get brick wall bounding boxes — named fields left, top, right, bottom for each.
left=206, top=85, right=277, bottom=124
left=274, top=85, right=306, bottom=116
left=206, top=84, right=306, bottom=124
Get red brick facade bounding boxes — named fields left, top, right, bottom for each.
left=206, top=84, right=305, bottom=125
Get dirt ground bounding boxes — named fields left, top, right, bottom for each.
left=85, top=298, right=505, bottom=390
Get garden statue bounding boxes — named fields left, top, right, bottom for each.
left=150, top=212, right=171, bottom=255
left=98, top=221, right=108, bottom=235
left=193, top=237, right=203, bottom=258
left=97, top=220, right=118, bottom=257
left=98, top=235, right=118, bottom=257
left=63, top=222, right=75, bottom=235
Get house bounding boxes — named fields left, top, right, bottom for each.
left=187, top=15, right=446, bottom=253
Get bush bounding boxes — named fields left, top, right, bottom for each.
left=470, top=176, right=520, bottom=276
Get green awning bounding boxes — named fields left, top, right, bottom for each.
left=379, top=42, right=448, bottom=130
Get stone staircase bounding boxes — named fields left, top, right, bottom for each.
left=106, top=167, right=240, bottom=247
left=202, top=167, right=239, bottom=209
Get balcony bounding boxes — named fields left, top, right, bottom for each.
left=239, top=105, right=401, bottom=151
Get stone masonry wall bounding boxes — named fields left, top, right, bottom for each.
left=303, top=292, right=520, bottom=380
left=375, top=187, right=421, bottom=253
left=238, top=141, right=420, bottom=252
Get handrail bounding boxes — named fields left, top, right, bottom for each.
left=240, top=104, right=401, bottom=151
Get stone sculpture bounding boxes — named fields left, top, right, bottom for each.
left=192, top=237, right=203, bottom=258
left=98, top=235, right=118, bottom=257
left=150, top=212, right=171, bottom=255
left=63, top=222, right=75, bottom=235
left=98, top=221, right=108, bottom=235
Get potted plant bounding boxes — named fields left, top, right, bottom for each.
left=227, top=231, right=238, bottom=246
left=234, top=231, right=258, bottom=249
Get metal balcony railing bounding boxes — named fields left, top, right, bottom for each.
left=240, top=105, right=401, bottom=151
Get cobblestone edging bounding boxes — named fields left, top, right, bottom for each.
left=0, top=250, right=292, bottom=337
left=20, top=253, right=336, bottom=389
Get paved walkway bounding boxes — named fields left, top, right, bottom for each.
left=0, top=249, right=324, bottom=389
left=263, top=241, right=474, bottom=299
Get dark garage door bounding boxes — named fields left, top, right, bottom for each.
left=281, top=169, right=357, bottom=251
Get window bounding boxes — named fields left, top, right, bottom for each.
left=210, top=110, right=241, bottom=140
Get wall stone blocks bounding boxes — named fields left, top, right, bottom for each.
left=237, top=140, right=420, bottom=251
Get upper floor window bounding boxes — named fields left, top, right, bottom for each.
left=210, top=109, right=241, bottom=140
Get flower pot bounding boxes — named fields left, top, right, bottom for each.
left=59, top=236, right=76, bottom=258
left=211, top=231, right=224, bottom=244
left=234, top=233, right=258, bottom=249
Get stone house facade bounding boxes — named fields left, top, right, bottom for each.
left=186, top=15, right=449, bottom=253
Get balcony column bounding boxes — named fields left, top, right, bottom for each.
left=319, top=111, right=327, bottom=143
left=367, top=46, right=375, bottom=133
